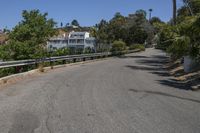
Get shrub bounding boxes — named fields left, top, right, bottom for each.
left=167, top=36, right=190, bottom=60
left=111, top=40, right=126, bottom=51
left=111, top=40, right=126, bottom=55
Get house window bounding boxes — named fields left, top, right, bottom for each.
left=77, top=39, right=84, bottom=44
left=69, top=39, right=76, bottom=43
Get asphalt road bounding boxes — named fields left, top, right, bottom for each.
left=0, top=48, right=200, bottom=133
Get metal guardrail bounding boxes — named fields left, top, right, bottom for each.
left=0, top=52, right=111, bottom=69
left=0, top=49, right=141, bottom=69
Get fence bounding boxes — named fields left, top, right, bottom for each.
left=0, top=52, right=111, bottom=69
left=0, top=49, right=141, bottom=78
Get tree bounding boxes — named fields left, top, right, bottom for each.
left=108, top=13, right=126, bottom=43
left=149, top=17, right=163, bottom=24
left=112, top=12, right=124, bottom=20
left=71, top=19, right=80, bottom=27
left=182, top=0, right=200, bottom=15
left=135, top=9, right=147, bottom=18
left=95, top=10, right=154, bottom=49
left=95, top=19, right=109, bottom=43
left=0, top=10, right=57, bottom=60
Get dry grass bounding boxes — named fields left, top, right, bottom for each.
left=38, top=63, right=45, bottom=72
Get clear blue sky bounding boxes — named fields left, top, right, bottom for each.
left=0, top=0, right=183, bottom=29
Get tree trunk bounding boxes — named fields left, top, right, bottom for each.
left=173, top=0, right=177, bottom=25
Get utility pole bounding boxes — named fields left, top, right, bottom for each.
left=173, top=0, right=177, bottom=25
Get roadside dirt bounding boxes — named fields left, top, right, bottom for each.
left=165, top=60, right=200, bottom=91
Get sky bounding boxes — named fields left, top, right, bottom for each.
left=0, top=0, right=183, bottom=29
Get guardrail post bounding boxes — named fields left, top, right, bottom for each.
left=62, top=60, right=66, bottom=64
left=16, top=66, right=21, bottom=73
left=73, top=58, right=76, bottom=63
left=50, top=61, right=53, bottom=69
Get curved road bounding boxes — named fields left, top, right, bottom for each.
left=0, top=48, right=200, bottom=133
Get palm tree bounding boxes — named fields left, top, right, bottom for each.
left=173, top=0, right=177, bottom=25
left=149, top=9, right=153, bottom=21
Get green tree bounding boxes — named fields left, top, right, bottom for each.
left=108, top=13, right=126, bottom=43
left=71, top=19, right=80, bottom=27
left=183, top=0, right=200, bottom=15
left=95, top=11, right=154, bottom=49
left=135, top=9, right=147, bottom=18
left=0, top=10, right=57, bottom=60
left=149, top=17, right=163, bottom=25
left=154, top=23, right=178, bottom=50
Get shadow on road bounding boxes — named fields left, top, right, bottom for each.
left=129, top=88, right=200, bottom=104
left=118, top=55, right=150, bottom=59
left=126, top=65, right=160, bottom=71
left=124, top=53, right=196, bottom=91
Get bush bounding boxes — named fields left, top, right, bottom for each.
left=154, top=23, right=178, bottom=50
left=129, top=44, right=145, bottom=51
left=52, top=48, right=70, bottom=56
left=111, top=40, right=126, bottom=55
left=167, top=36, right=190, bottom=60
left=111, top=40, right=126, bottom=51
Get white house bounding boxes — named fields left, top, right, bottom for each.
left=47, top=37, right=68, bottom=50
left=47, top=31, right=96, bottom=51
left=68, top=31, right=95, bottom=49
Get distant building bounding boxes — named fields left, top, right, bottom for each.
left=47, top=37, right=68, bottom=50
left=47, top=31, right=96, bottom=51
left=68, top=31, right=95, bottom=49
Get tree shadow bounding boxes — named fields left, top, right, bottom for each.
left=129, top=88, right=200, bottom=104
left=125, top=53, right=199, bottom=91
left=118, top=55, right=150, bottom=59
left=126, top=65, right=160, bottom=71
left=158, top=79, right=191, bottom=90
left=151, top=71, right=171, bottom=77
left=151, top=55, right=169, bottom=60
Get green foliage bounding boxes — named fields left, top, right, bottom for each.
left=52, top=48, right=70, bottom=56
left=135, top=9, right=147, bottom=18
left=0, top=10, right=57, bottom=60
left=71, top=19, right=79, bottom=26
left=149, top=17, right=163, bottom=25
left=155, top=23, right=178, bottom=50
left=111, top=40, right=126, bottom=52
left=0, top=68, right=16, bottom=78
left=125, top=25, right=148, bottom=45
left=167, top=36, right=190, bottom=59
left=185, top=15, right=200, bottom=61
left=84, top=47, right=93, bottom=54
left=129, top=44, right=145, bottom=51
left=155, top=0, right=200, bottom=62
left=95, top=11, right=153, bottom=50
left=183, top=0, right=200, bottom=15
